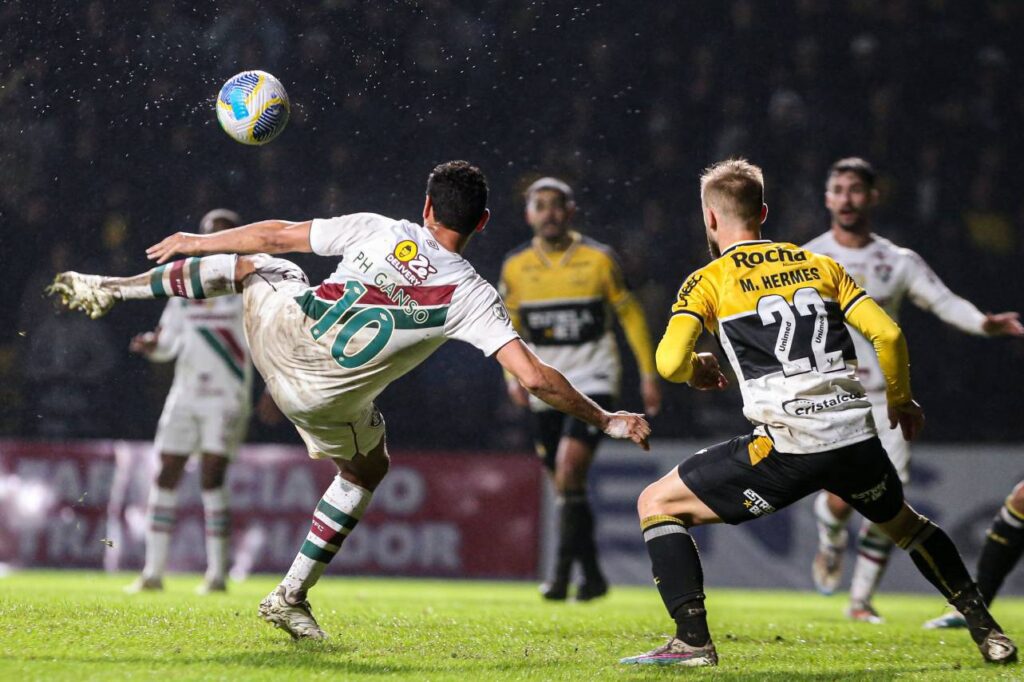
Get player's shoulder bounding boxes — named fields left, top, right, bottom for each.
left=501, top=238, right=534, bottom=265
left=577, top=233, right=622, bottom=263
left=802, top=232, right=834, bottom=251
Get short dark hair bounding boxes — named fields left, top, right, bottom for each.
left=426, top=160, right=488, bottom=235
left=828, top=157, right=876, bottom=188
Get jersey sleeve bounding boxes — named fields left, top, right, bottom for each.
left=844, top=296, right=913, bottom=405
left=308, top=213, right=388, bottom=256
left=823, top=257, right=869, bottom=315
left=903, top=249, right=986, bottom=335
left=668, top=269, right=716, bottom=330
left=148, top=299, right=185, bottom=363
left=497, top=259, right=523, bottom=335
left=444, top=275, right=520, bottom=356
left=599, top=250, right=657, bottom=376
left=655, top=313, right=703, bottom=383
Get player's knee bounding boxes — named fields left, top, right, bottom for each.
left=637, top=482, right=669, bottom=519
left=1008, top=482, right=1024, bottom=514
left=155, top=455, right=187, bottom=489
left=200, top=455, right=229, bottom=490
left=884, top=505, right=930, bottom=548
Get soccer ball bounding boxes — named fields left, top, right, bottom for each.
left=216, top=70, right=290, bottom=145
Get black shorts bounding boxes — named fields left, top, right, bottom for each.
left=532, top=394, right=614, bottom=471
left=679, top=433, right=904, bottom=525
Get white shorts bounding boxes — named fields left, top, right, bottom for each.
left=242, top=255, right=386, bottom=460
left=869, top=391, right=910, bottom=483
left=154, top=402, right=247, bottom=457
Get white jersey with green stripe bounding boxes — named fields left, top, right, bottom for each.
left=285, top=213, right=519, bottom=416
left=150, top=296, right=253, bottom=410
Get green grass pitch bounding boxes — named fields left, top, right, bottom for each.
left=1, top=572, right=1022, bottom=680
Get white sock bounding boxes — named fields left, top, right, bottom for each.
left=814, top=492, right=848, bottom=550
left=143, top=487, right=178, bottom=579
left=281, top=476, right=372, bottom=602
left=202, top=487, right=230, bottom=582
left=849, top=521, right=894, bottom=605
left=115, top=254, right=238, bottom=300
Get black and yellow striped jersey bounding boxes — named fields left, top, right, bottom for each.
left=657, top=240, right=912, bottom=454
left=499, top=231, right=655, bottom=406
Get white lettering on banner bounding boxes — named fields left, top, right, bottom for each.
left=279, top=468, right=317, bottom=509
left=374, top=468, right=425, bottom=515
left=232, top=467, right=317, bottom=510
left=336, top=522, right=461, bottom=570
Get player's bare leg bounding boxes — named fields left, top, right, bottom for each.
left=197, top=453, right=231, bottom=595
left=620, top=470, right=720, bottom=667
left=126, top=453, right=188, bottom=594
left=259, top=438, right=389, bottom=640
left=49, top=254, right=251, bottom=316
left=544, top=437, right=605, bottom=601
left=812, top=491, right=853, bottom=596
left=874, top=502, right=1017, bottom=664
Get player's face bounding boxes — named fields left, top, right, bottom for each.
left=825, top=171, right=875, bottom=232
left=526, top=189, right=573, bottom=241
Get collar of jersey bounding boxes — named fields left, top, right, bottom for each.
left=532, top=230, right=582, bottom=268
left=720, top=239, right=772, bottom=256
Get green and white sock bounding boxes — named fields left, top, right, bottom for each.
left=202, top=488, right=231, bottom=583
left=281, top=476, right=372, bottom=602
left=142, top=486, right=177, bottom=580
left=108, top=255, right=238, bottom=300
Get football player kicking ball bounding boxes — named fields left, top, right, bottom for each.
left=620, top=159, right=1015, bottom=667
left=805, top=158, right=1023, bottom=623
left=49, top=161, right=651, bottom=641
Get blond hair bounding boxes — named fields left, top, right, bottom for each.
left=700, top=158, right=764, bottom=222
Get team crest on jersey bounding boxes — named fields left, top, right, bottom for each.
left=874, top=263, right=893, bottom=283
left=491, top=302, right=510, bottom=321
left=386, top=240, right=437, bottom=284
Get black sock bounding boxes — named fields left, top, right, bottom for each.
left=900, top=520, right=974, bottom=600
left=977, top=502, right=1024, bottom=606
left=568, top=492, right=603, bottom=583
left=641, top=515, right=709, bottom=646
left=552, top=493, right=591, bottom=584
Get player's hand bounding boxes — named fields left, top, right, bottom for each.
left=640, top=375, right=662, bottom=417
left=146, top=232, right=205, bottom=264
left=129, top=331, right=158, bottom=356
left=506, top=379, right=530, bottom=407
left=602, top=411, right=651, bottom=451
left=982, top=312, right=1024, bottom=337
left=688, top=352, right=729, bottom=391
left=888, top=399, right=925, bottom=442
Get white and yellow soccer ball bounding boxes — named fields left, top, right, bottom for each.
left=216, top=70, right=290, bottom=145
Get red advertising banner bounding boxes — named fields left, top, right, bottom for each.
left=0, top=440, right=541, bottom=579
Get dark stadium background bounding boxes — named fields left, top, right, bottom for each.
left=2, top=0, right=1022, bottom=448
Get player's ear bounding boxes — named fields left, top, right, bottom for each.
left=869, top=188, right=880, bottom=206
left=475, top=208, right=490, bottom=233
left=760, top=203, right=768, bottom=224
left=423, top=195, right=433, bottom=223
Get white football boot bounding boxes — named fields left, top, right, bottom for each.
left=124, top=575, right=164, bottom=594
left=47, top=271, right=118, bottom=319
left=258, top=586, right=327, bottom=640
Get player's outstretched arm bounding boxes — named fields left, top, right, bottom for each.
left=146, top=220, right=313, bottom=264
left=494, top=339, right=651, bottom=450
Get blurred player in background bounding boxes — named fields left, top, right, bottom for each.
left=125, top=209, right=252, bottom=595
left=925, top=481, right=1024, bottom=629
left=500, top=177, right=661, bottom=601
left=804, top=158, right=1023, bottom=623
left=50, top=161, right=651, bottom=641
left=621, top=159, right=1015, bottom=667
